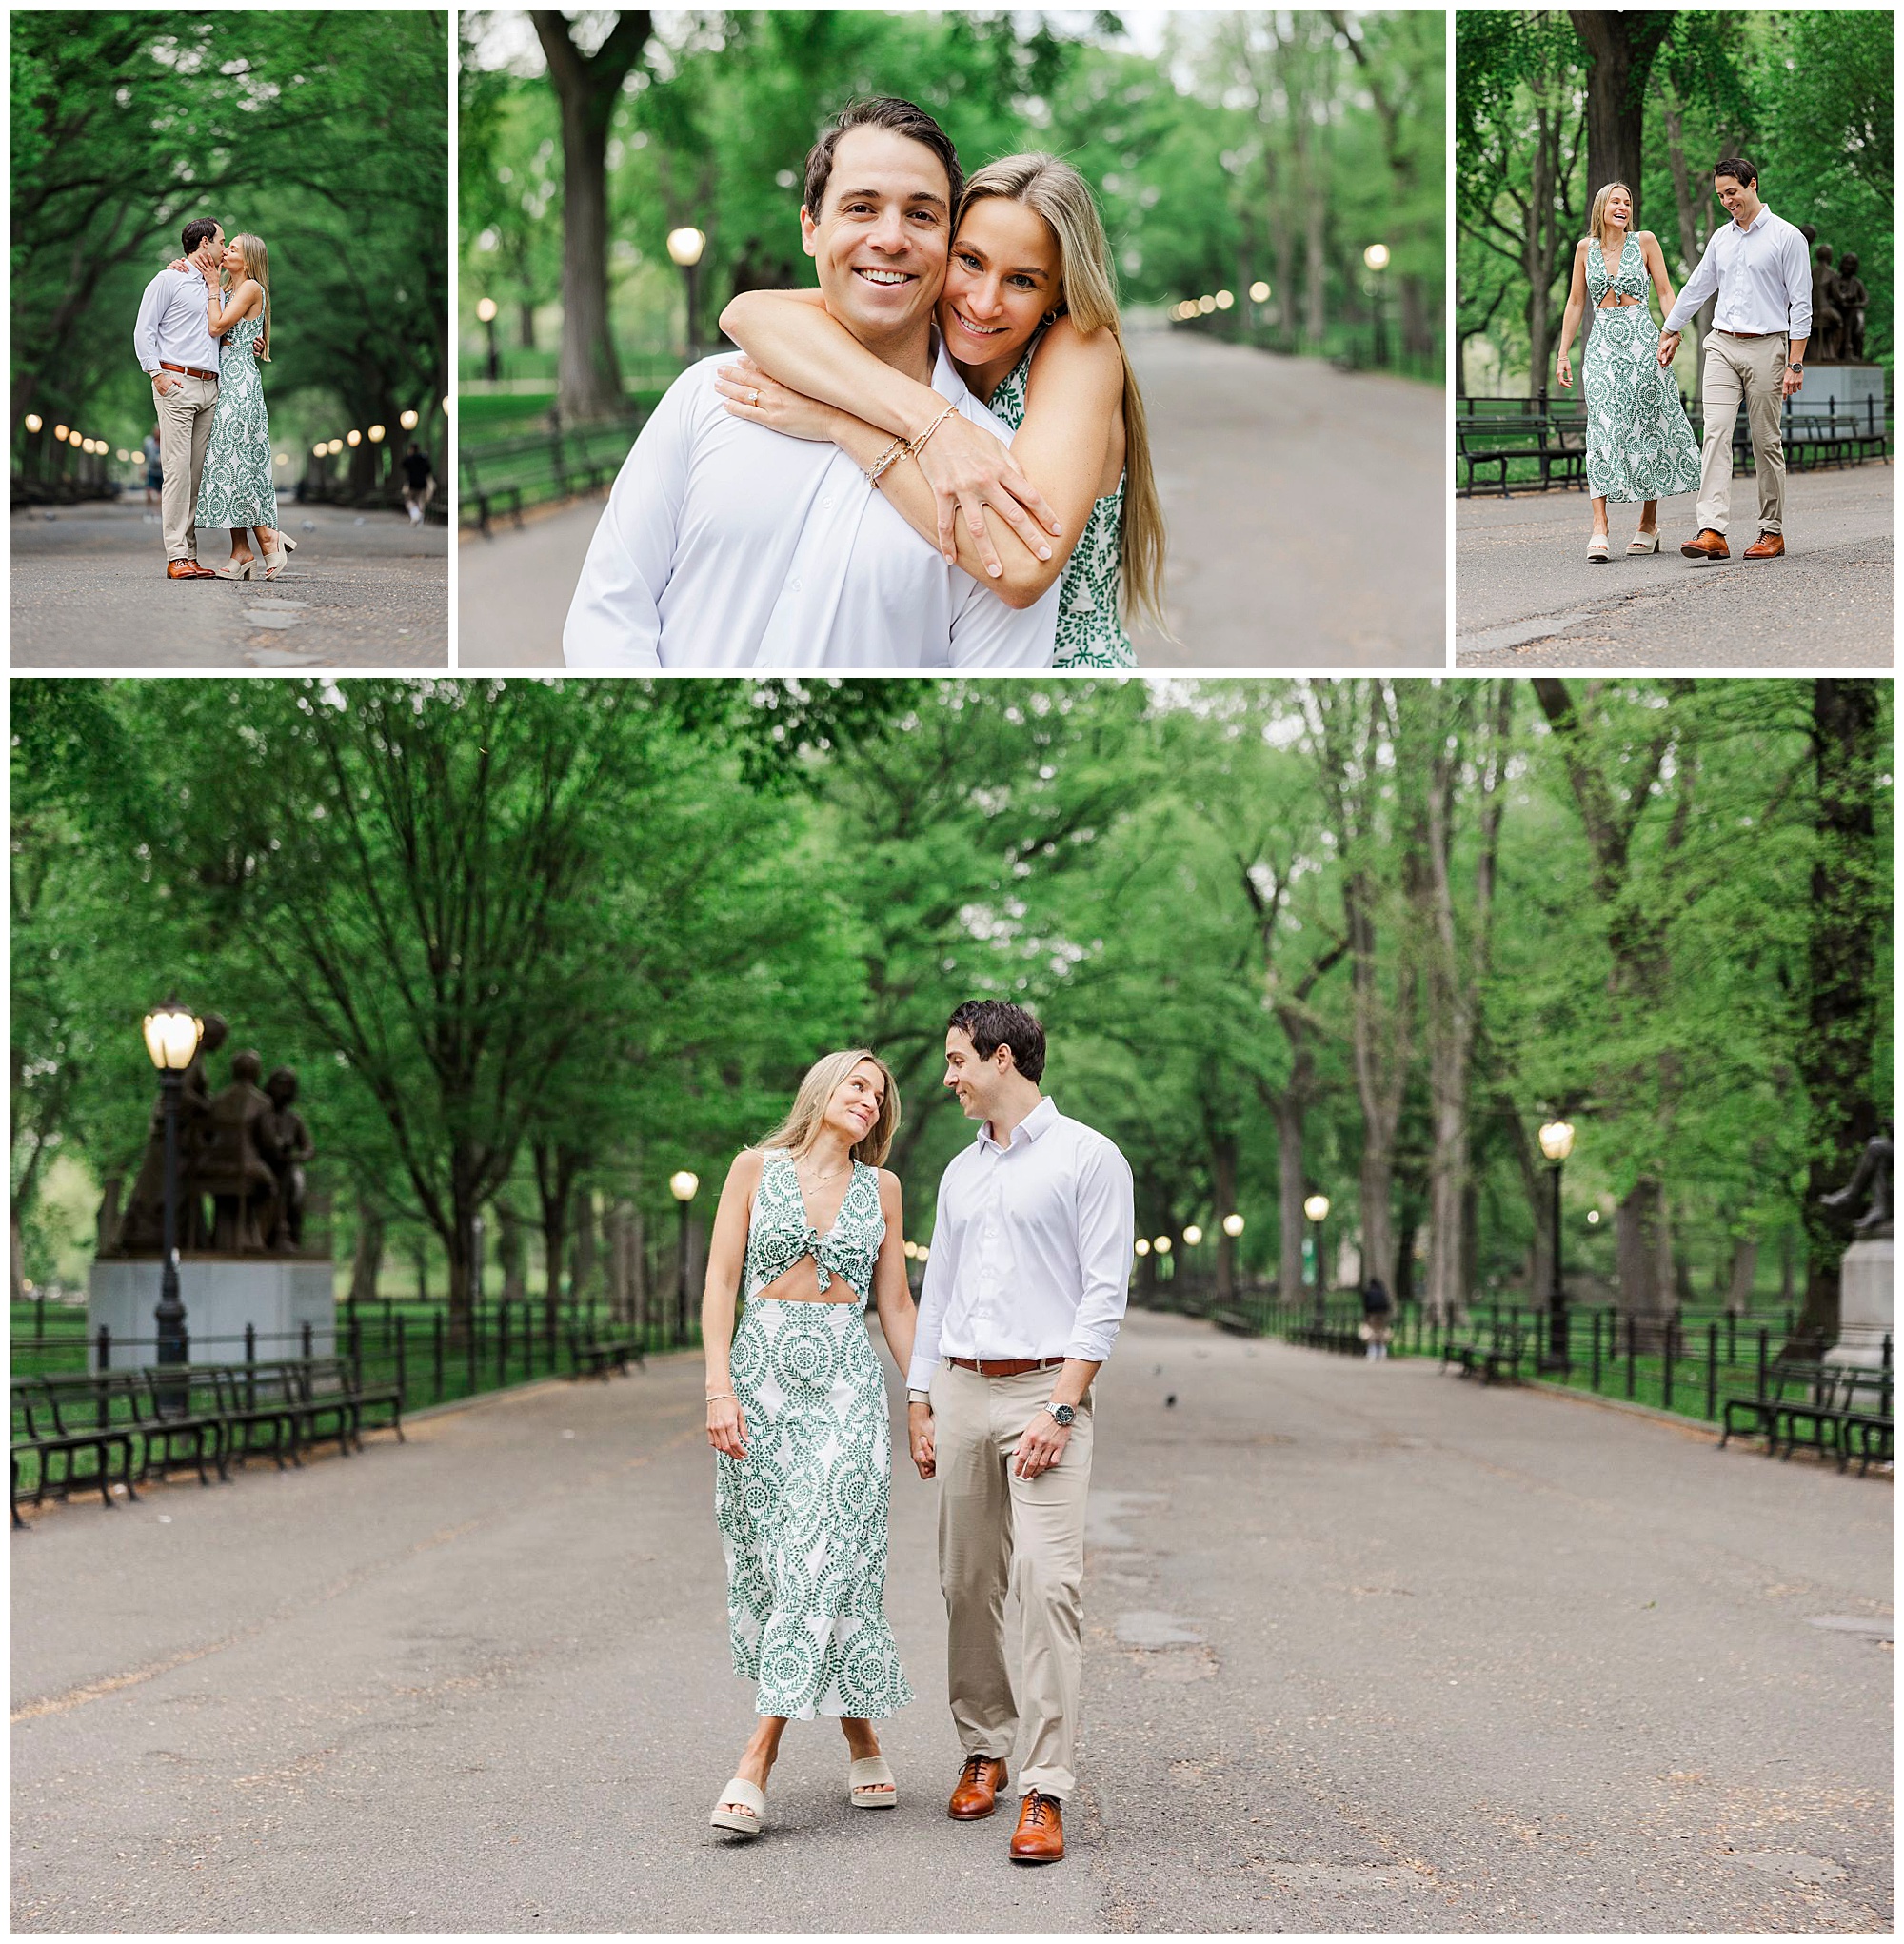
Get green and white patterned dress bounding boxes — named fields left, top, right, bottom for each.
left=988, top=325, right=1136, bottom=670
left=1582, top=234, right=1701, bottom=505
left=194, top=309, right=278, bottom=531
left=715, top=1149, right=913, bottom=1721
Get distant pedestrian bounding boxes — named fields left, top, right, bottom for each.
left=143, top=426, right=163, bottom=507
left=1360, top=1276, right=1394, bottom=1360
left=401, top=442, right=435, bottom=525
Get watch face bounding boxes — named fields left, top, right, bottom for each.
left=1050, top=1402, right=1075, bottom=1426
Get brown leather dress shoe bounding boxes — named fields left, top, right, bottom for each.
left=1009, top=1791, right=1065, bottom=1863
left=166, top=558, right=215, bottom=579
left=948, top=1754, right=1009, bottom=1819
left=1742, top=530, right=1785, bottom=559
left=1679, top=528, right=1729, bottom=561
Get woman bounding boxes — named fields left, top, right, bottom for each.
left=183, top=232, right=299, bottom=580
left=1554, top=182, right=1701, bottom=562
left=702, top=1050, right=919, bottom=1838
left=718, top=153, right=1166, bottom=667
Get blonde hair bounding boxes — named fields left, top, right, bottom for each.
left=957, top=153, right=1167, bottom=636
left=1586, top=183, right=1635, bottom=251
left=226, top=232, right=272, bottom=360
left=755, top=1049, right=900, bottom=1168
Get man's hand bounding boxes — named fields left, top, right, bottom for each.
left=151, top=370, right=177, bottom=398
left=907, top=1400, right=936, bottom=1479
left=1010, top=1408, right=1070, bottom=1480
left=1781, top=363, right=1805, bottom=399
left=1657, top=329, right=1682, bottom=369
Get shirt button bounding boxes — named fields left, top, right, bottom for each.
left=820, top=495, right=833, bottom=509
left=788, top=577, right=803, bottom=593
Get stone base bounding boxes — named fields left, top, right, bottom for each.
left=1788, top=363, right=1887, bottom=427
left=1824, top=1237, right=1894, bottom=1372
left=88, top=1257, right=335, bottom=1370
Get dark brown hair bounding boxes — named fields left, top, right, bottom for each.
left=1713, top=155, right=1758, bottom=188
left=181, top=218, right=220, bottom=253
left=948, top=1000, right=1046, bottom=1082
left=803, top=96, right=962, bottom=222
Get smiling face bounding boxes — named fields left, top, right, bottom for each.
left=1603, top=186, right=1632, bottom=234
left=940, top=195, right=1061, bottom=372
left=942, top=1026, right=1011, bottom=1122
left=823, top=1059, right=888, bottom=1148
left=1715, top=171, right=1758, bottom=226
left=801, top=125, right=951, bottom=351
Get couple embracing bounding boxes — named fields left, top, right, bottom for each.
left=700, top=1001, right=1135, bottom=1864
left=134, top=218, right=298, bottom=583
left=566, top=95, right=1164, bottom=669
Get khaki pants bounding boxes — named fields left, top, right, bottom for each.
left=1697, top=331, right=1787, bottom=538
left=154, top=371, right=219, bottom=561
left=933, top=1361, right=1095, bottom=1800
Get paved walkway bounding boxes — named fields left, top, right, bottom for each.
left=11, top=1312, right=1891, bottom=1933
left=457, top=328, right=1445, bottom=670
left=1456, top=463, right=1894, bottom=666
left=10, top=499, right=447, bottom=668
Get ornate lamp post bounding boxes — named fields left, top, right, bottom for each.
left=669, top=1170, right=699, bottom=1344
left=475, top=296, right=500, bottom=382
left=666, top=228, right=707, bottom=361
left=1363, top=244, right=1391, bottom=367
left=141, top=1001, right=204, bottom=1389
left=1537, top=1120, right=1576, bottom=1370
left=1303, top=1193, right=1331, bottom=1321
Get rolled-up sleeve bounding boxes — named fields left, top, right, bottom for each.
left=907, top=1168, right=961, bottom=1392
left=1065, top=1138, right=1135, bottom=1363
left=133, top=273, right=168, bottom=373
left=1783, top=227, right=1813, bottom=339
left=1662, top=233, right=1721, bottom=335
left=562, top=373, right=698, bottom=668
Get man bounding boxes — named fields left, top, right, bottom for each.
left=134, top=219, right=228, bottom=580
left=906, top=1001, right=1136, bottom=1865
left=1658, top=157, right=1811, bottom=563
left=563, top=97, right=1058, bottom=668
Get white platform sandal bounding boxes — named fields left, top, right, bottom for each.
left=709, top=1776, right=766, bottom=1836
left=1627, top=528, right=1660, bottom=555
left=1587, top=534, right=1611, bottom=563
left=848, top=1756, right=897, bottom=1809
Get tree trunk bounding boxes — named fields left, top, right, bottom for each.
left=1571, top=10, right=1676, bottom=202
left=348, top=1195, right=385, bottom=1305
left=533, top=1141, right=585, bottom=1346
left=1789, top=679, right=1885, bottom=1356
left=1272, top=1094, right=1307, bottom=1304
left=532, top=10, right=654, bottom=422
left=1212, top=1132, right=1239, bottom=1302
left=1658, top=78, right=1716, bottom=404
left=573, top=1188, right=597, bottom=1296
left=605, top=1200, right=630, bottom=1324
left=497, top=1199, right=528, bottom=1304
left=1727, top=1240, right=1758, bottom=1315
left=629, top=1199, right=649, bottom=1335
left=1498, top=1097, right=1549, bottom=1328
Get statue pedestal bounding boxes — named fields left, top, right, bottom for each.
left=1824, top=1237, right=1894, bottom=1373
left=88, top=1257, right=335, bottom=1370
left=1788, top=363, right=1887, bottom=426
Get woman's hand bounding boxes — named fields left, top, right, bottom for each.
left=168, top=257, right=190, bottom=274
left=714, top=355, right=849, bottom=446
left=907, top=412, right=1061, bottom=576
left=907, top=1400, right=936, bottom=1479
left=706, top=1395, right=748, bottom=1460
left=1555, top=351, right=1573, bottom=390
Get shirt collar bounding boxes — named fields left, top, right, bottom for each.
left=1732, top=205, right=1771, bottom=236
left=929, top=328, right=972, bottom=407
left=977, top=1093, right=1058, bottom=1155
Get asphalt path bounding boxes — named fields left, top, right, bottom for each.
left=1456, top=462, right=1894, bottom=667
left=457, top=327, right=1445, bottom=671
left=11, top=1311, right=1891, bottom=1933
left=10, top=498, right=447, bottom=669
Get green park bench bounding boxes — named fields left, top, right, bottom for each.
left=10, top=1375, right=143, bottom=1522
left=1292, top=1320, right=1365, bottom=1356
left=1442, top=1326, right=1526, bottom=1385
left=567, top=1330, right=645, bottom=1380
left=460, top=416, right=648, bottom=535
left=1457, top=413, right=1587, bottom=497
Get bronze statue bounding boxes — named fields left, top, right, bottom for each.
left=197, top=1050, right=284, bottom=1252
left=1821, top=1122, right=1894, bottom=1240
left=1809, top=243, right=1845, bottom=363
left=114, top=1012, right=229, bottom=1252
left=264, top=1066, right=315, bottom=1251
left=1835, top=252, right=1869, bottom=363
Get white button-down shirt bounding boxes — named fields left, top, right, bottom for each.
left=907, top=1096, right=1136, bottom=1390
left=133, top=266, right=223, bottom=376
left=1664, top=206, right=1813, bottom=340
left=562, top=339, right=1060, bottom=670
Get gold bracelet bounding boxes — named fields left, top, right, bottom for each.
left=864, top=436, right=907, bottom=485
left=907, top=404, right=957, bottom=458
left=704, top=1391, right=736, bottom=1403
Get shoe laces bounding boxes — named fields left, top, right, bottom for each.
left=962, top=1754, right=993, bottom=1785
left=1022, top=1792, right=1055, bottom=1827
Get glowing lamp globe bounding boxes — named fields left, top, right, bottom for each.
left=1182, top=1224, right=1203, bottom=1246
left=666, top=227, right=706, bottom=268
left=1303, top=1194, right=1331, bottom=1223
left=1222, top=1213, right=1244, bottom=1238
left=1538, top=1120, right=1576, bottom=1162
left=1363, top=243, right=1391, bottom=270
left=669, top=1170, right=700, bottom=1203
left=142, top=1003, right=203, bottom=1072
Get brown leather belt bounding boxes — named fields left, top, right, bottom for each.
left=158, top=361, right=219, bottom=382
left=948, top=1356, right=1064, bottom=1377
left=1715, top=329, right=1779, bottom=340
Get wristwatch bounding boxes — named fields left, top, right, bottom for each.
left=1041, top=1400, right=1076, bottom=1428
left=1788, top=361, right=1804, bottom=373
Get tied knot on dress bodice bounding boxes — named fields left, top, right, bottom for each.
left=744, top=1150, right=883, bottom=1303
left=1588, top=234, right=1648, bottom=307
